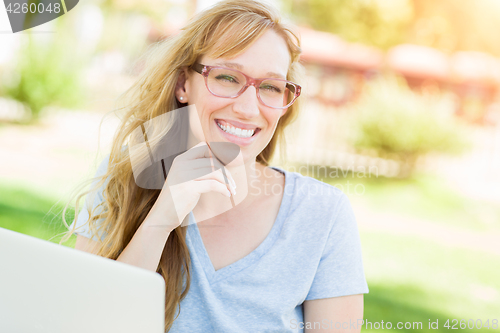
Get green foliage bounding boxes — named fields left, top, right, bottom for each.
left=406, top=0, right=500, bottom=57
left=347, top=76, right=472, bottom=177
left=287, top=0, right=412, bottom=50
left=1, top=30, right=84, bottom=120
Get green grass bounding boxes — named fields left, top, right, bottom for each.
left=362, top=231, right=500, bottom=332
left=0, top=184, right=77, bottom=247
left=356, top=173, right=500, bottom=232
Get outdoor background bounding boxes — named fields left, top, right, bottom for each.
left=0, top=0, right=499, bottom=332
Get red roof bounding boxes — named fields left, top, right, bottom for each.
left=298, top=27, right=384, bottom=71
left=386, top=44, right=449, bottom=81
left=450, top=51, right=500, bottom=85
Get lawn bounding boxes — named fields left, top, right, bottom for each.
left=362, top=231, right=500, bottom=332
left=0, top=183, right=77, bottom=247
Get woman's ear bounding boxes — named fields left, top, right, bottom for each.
left=175, top=67, right=189, bottom=103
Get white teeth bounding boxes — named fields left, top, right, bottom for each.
left=217, top=121, right=255, bottom=138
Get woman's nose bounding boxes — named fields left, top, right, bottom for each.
left=232, top=85, right=260, bottom=118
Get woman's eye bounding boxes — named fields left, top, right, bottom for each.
left=261, top=85, right=282, bottom=93
left=216, top=75, right=238, bottom=83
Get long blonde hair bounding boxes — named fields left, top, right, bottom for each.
left=61, top=0, right=303, bottom=331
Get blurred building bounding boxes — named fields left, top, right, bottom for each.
left=299, top=27, right=383, bottom=107
left=299, top=27, right=500, bottom=127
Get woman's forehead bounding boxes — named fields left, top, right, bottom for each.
left=201, top=30, right=290, bottom=77
left=208, top=61, right=287, bottom=79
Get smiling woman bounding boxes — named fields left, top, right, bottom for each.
left=61, top=1, right=368, bottom=332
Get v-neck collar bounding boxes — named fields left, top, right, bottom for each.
left=186, top=166, right=293, bottom=285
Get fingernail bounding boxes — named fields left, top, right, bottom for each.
left=229, top=174, right=236, bottom=189
left=224, top=168, right=237, bottom=189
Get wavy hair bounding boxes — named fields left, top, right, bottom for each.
left=61, top=0, right=303, bottom=331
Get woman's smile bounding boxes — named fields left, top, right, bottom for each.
left=214, top=118, right=262, bottom=146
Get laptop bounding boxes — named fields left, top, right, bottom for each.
left=0, top=227, right=165, bottom=333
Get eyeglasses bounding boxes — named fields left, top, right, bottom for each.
left=190, top=63, right=301, bottom=109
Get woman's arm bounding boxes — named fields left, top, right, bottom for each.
left=74, top=207, right=175, bottom=273
left=303, top=294, right=364, bottom=333
left=115, top=207, right=174, bottom=272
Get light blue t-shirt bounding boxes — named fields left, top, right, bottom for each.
left=70, top=157, right=369, bottom=332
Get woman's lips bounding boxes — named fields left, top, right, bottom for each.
left=214, top=119, right=261, bottom=146
left=216, top=118, right=259, bottom=130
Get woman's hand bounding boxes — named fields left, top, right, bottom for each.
left=146, top=141, right=236, bottom=232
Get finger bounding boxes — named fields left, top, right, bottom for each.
left=206, top=147, right=228, bottom=170
left=166, top=166, right=221, bottom=186
left=192, top=167, right=227, bottom=184
left=218, top=167, right=236, bottom=195
left=177, top=142, right=211, bottom=161
left=224, top=167, right=236, bottom=189
left=188, top=156, right=225, bottom=173
left=188, top=158, right=217, bottom=170
left=192, top=179, right=231, bottom=197
left=194, top=167, right=236, bottom=195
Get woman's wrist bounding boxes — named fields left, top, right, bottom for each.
left=142, top=202, right=179, bottom=234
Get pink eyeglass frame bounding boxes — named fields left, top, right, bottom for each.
left=190, top=62, right=302, bottom=109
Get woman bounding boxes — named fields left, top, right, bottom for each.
left=64, top=0, right=369, bottom=332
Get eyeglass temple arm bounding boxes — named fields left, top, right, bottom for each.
left=190, top=63, right=205, bottom=74
left=286, top=83, right=301, bottom=96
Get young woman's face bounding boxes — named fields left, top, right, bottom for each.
left=178, top=29, right=291, bottom=163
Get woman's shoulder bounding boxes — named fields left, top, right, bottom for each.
left=270, top=165, right=346, bottom=201
left=92, top=145, right=128, bottom=179
left=269, top=166, right=356, bottom=237
left=269, top=165, right=349, bottom=226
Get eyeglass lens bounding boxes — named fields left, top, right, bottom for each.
left=206, top=67, right=296, bottom=108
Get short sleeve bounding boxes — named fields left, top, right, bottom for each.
left=305, top=193, right=369, bottom=300
left=68, top=156, right=110, bottom=242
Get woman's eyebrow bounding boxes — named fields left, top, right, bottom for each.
left=214, top=61, right=286, bottom=79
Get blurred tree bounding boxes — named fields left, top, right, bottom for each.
left=100, top=0, right=171, bottom=23
left=408, top=0, right=500, bottom=56
left=93, top=0, right=185, bottom=59
left=286, top=0, right=413, bottom=50
left=347, top=75, right=472, bottom=178
left=286, top=0, right=500, bottom=57
left=0, top=18, right=85, bottom=121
